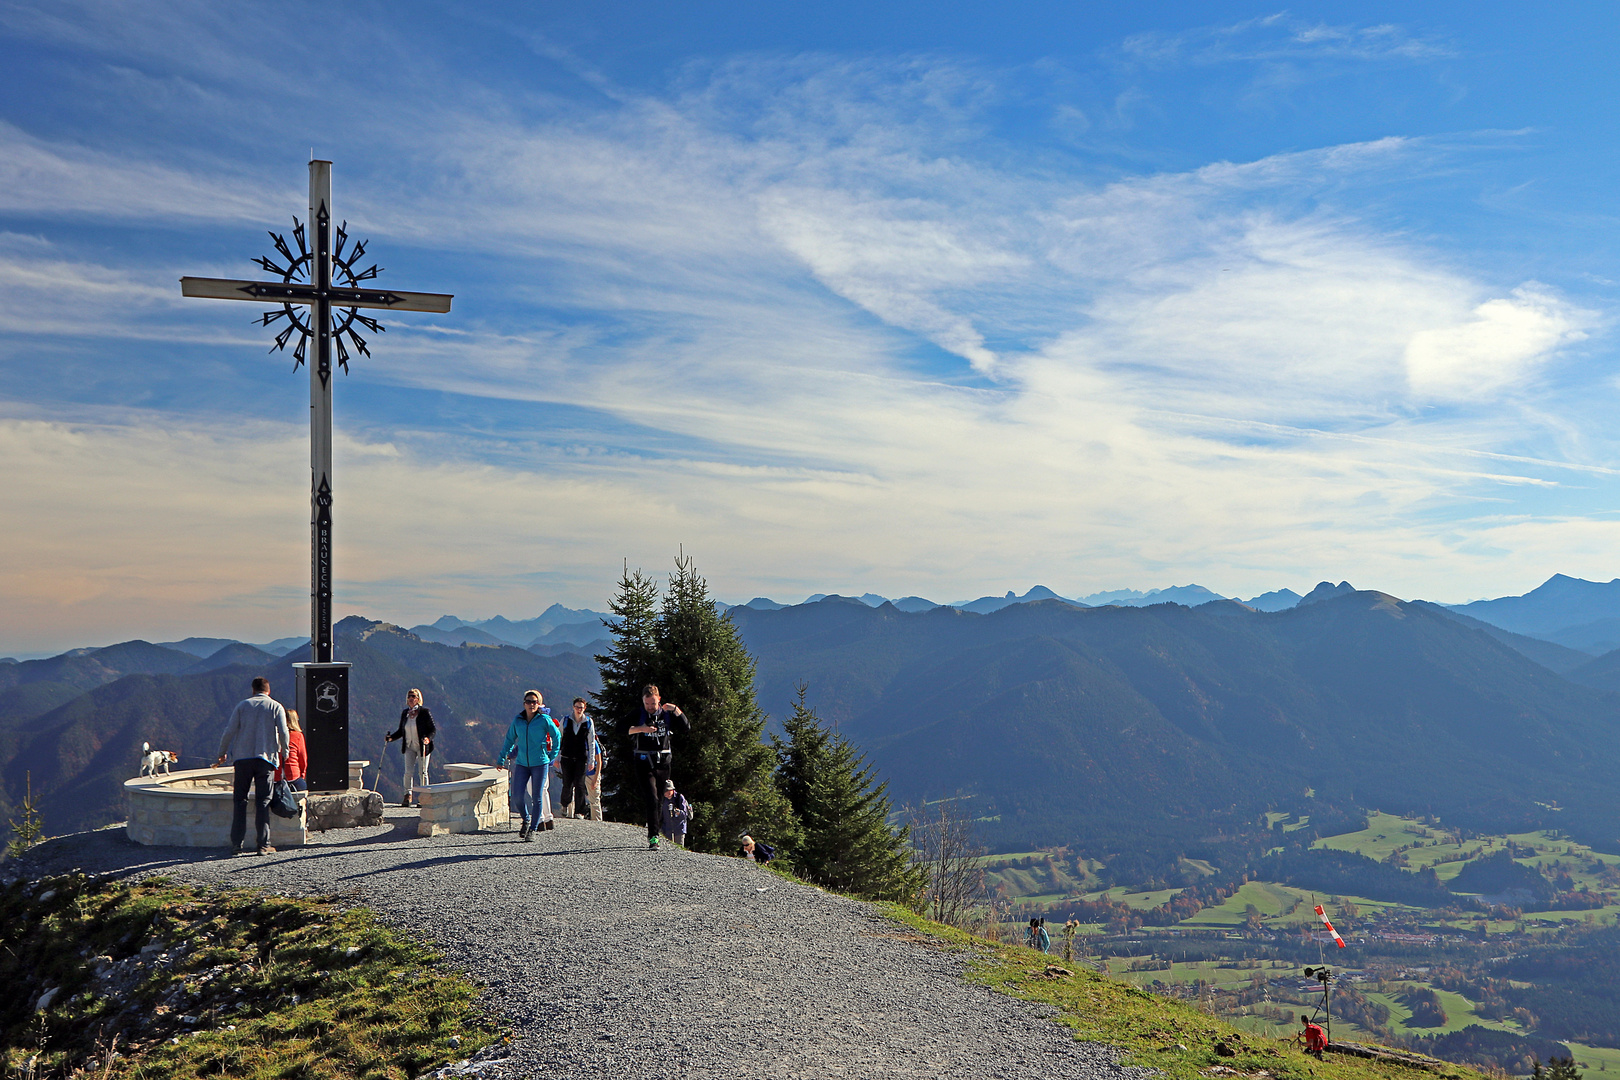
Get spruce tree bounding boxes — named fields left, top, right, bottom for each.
left=774, top=687, right=924, bottom=902
left=595, top=564, right=661, bottom=823
left=654, top=554, right=795, bottom=854
left=594, top=554, right=794, bottom=854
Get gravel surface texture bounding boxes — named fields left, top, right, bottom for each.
left=15, top=813, right=1149, bottom=1080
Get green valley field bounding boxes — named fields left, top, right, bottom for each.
left=975, top=811, right=1620, bottom=1074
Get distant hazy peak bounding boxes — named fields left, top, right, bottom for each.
left=1297, top=581, right=1356, bottom=607
left=743, top=597, right=785, bottom=610
left=953, top=585, right=1087, bottom=613
left=1077, top=587, right=1149, bottom=605
left=1244, top=588, right=1303, bottom=612
left=1445, top=573, right=1620, bottom=646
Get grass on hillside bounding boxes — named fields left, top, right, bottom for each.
left=1566, top=1042, right=1620, bottom=1075
left=1316, top=813, right=1620, bottom=895
left=985, top=812, right=1620, bottom=935
left=1078, top=885, right=1182, bottom=910
left=1, top=874, right=503, bottom=1079
left=1178, top=880, right=1400, bottom=930
left=879, top=903, right=1480, bottom=1080
left=980, top=850, right=1099, bottom=899
left=1358, top=986, right=1520, bottom=1039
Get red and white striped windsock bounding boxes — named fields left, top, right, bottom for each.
left=1315, top=905, right=1347, bottom=948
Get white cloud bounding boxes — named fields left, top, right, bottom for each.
left=1405, top=286, right=1591, bottom=400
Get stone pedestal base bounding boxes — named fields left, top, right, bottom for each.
left=306, top=790, right=385, bottom=832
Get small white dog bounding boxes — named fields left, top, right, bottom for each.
left=140, top=741, right=178, bottom=777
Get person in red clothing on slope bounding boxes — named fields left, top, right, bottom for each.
left=274, top=709, right=310, bottom=791
left=1300, top=1015, right=1327, bottom=1058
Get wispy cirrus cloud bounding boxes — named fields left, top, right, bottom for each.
left=0, top=121, right=291, bottom=223
left=1120, top=12, right=1455, bottom=67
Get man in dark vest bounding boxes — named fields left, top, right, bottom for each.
left=626, top=683, right=690, bottom=849
left=556, top=697, right=597, bottom=820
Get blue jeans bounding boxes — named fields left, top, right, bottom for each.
left=510, top=762, right=551, bottom=826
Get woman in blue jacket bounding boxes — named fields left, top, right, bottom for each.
left=497, top=689, right=561, bottom=840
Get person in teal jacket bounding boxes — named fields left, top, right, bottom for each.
left=497, top=689, right=561, bottom=840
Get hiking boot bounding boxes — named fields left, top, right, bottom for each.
left=518, top=822, right=530, bottom=840
left=256, top=845, right=276, bottom=856
left=544, top=819, right=555, bottom=831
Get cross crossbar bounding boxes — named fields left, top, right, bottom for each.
left=180, top=276, right=453, bottom=313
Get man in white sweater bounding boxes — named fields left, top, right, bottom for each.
left=215, top=676, right=290, bottom=855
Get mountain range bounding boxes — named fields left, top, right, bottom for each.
left=9, top=574, right=1620, bottom=875
left=742, top=574, right=1620, bottom=656
left=726, top=590, right=1620, bottom=860
left=14, top=573, right=1620, bottom=666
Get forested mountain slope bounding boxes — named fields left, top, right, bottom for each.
left=730, top=592, right=1620, bottom=860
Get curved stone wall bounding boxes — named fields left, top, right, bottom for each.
left=414, top=762, right=509, bottom=837
left=125, top=766, right=307, bottom=848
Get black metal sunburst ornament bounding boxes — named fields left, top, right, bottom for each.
left=253, top=217, right=388, bottom=374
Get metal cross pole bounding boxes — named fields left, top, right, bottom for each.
left=179, top=160, right=453, bottom=790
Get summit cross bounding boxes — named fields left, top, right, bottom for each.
left=180, top=159, right=453, bottom=789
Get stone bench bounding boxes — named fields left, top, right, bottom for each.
left=412, top=762, right=509, bottom=837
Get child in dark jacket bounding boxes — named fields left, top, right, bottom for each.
left=660, top=780, right=690, bottom=847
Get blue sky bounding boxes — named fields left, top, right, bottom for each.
left=4, top=1, right=1620, bottom=652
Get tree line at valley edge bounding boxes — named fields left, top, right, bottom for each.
left=4, top=563, right=1620, bottom=889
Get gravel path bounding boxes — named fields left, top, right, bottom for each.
left=17, top=812, right=1148, bottom=1080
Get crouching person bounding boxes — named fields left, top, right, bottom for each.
left=739, top=834, right=774, bottom=864
left=1301, top=1016, right=1327, bottom=1059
